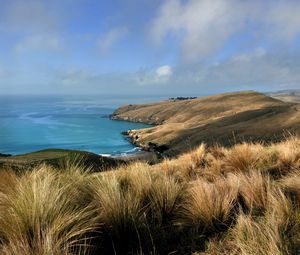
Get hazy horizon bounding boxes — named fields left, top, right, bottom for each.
left=0, top=88, right=279, bottom=97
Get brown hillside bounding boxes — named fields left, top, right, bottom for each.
left=268, top=90, right=300, bottom=103
left=111, top=91, right=300, bottom=156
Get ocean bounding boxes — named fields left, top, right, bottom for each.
left=0, top=95, right=163, bottom=156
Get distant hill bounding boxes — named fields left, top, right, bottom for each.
left=0, top=149, right=124, bottom=172
left=268, top=89, right=300, bottom=103
left=111, top=91, right=300, bottom=156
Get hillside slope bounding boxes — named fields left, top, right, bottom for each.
left=1, top=136, right=299, bottom=254
left=0, top=149, right=123, bottom=172
left=268, top=90, right=300, bottom=103
left=111, top=91, right=300, bottom=156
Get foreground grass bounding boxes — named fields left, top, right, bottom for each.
left=1, top=137, right=300, bottom=254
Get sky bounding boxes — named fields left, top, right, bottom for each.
left=0, top=0, right=300, bottom=95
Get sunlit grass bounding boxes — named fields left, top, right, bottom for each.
left=1, top=136, right=300, bottom=254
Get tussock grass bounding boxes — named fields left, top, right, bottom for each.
left=235, top=170, right=273, bottom=214
left=89, top=173, right=144, bottom=253
left=228, top=214, right=284, bottom=255
left=223, top=143, right=263, bottom=171
left=181, top=178, right=238, bottom=233
left=1, top=136, right=300, bottom=254
left=0, top=165, right=98, bottom=255
left=147, top=174, right=185, bottom=225
left=272, top=137, right=300, bottom=173
left=0, top=169, right=17, bottom=196
left=280, top=171, right=300, bottom=203
left=178, top=144, right=207, bottom=175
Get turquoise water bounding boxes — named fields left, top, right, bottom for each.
left=0, top=95, right=159, bottom=156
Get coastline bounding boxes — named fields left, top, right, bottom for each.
left=0, top=116, right=161, bottom=167
left=101, top=130, right=162, bottom=164
left=110, top=111, right=171, bottom=159
left=108, top=91, right=300, bottom=157
left=111, top=150, right=160, bottom=164
left=110, top=112, right=165, bottom=162
left=121, top=130, right=168, bottom=155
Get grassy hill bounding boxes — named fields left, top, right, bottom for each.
left=0, top=149, right=123, bottom=172
left=1, top=90, right=300, bottom=254
left=111, top=91, right=300, bottom=156
left=268, top=89, right=300, bottom=103
left=0, top=137, right=300, bottom=254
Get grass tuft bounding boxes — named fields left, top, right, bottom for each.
left=1, top=136, right=300, bottom=254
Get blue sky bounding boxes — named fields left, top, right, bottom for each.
left=0, top=0, right=300, bottom=95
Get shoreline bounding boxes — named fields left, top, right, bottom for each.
left=0, top=138, right=154, bottom=162
left=110, top=113, right=165, bottom=161
left=0, top=110, right=161, bottom=165
left=121, top=127, right=169, bottom=157
left=111, top=150, right=160, bottom=164
left=0, top=137, right=161, bottom=166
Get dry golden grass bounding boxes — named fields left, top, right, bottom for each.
left=111, top=91, right=300, bottom=156
left=225, top=143, right=260, bottom=171
left=280, top=171, right=300, bottom=203
left=0, top=165, right=98, bottom=255
left=0, top=169, right=17, bottom=196
left=235, top=170, right=273, bottom=214
left=178, top=144, right=207, bottom=175
left=89, top=173, right=144, bottom=254
left=228, top=214, right=284, bottom=255
left=1, top=136, right=300, bottom=254
left=181, top=178, right=238, bottom=232
left=147, top=174, right=185, bottom=225
left=271, top=136, right=300, bottom=173
left=197, top=190, right=295, bottom=255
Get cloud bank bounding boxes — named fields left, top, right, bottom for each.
left=97, top=26, right=129, bottom=55
left=0, top=0, right=299, bottom=95
left=151, top=0, right=300, bottom=62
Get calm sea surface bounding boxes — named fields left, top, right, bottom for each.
left=0, top=95, right=164, bottom=156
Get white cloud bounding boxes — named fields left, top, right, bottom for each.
left=1, top=0, right=299, bottom=95
left=14, top=34, right=64, bottom=53
left=265, top=1, right=300, bottom=41
left=232, top=48, right=266, bottom=63
left=59, top=69, right=98, bottom=86
left=171, top=49, right=300, bottom=91
left=151, top=0, right=246, bottom=61
left=97, top=26, right=128, bottom=55
left=0, top=0, right=65, bottom=54
left=35, top=48, right=300, bottom=93
left=151, top=0, right=300, bottom=62
left=135, top=65, right=173, bottom=85
left=6, top=48, right=299, bottom=95
left=156, top=65, right=172, bottom=77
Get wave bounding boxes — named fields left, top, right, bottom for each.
left=99, top=153, right=112, bottom=157
left=110, top=147, right=143, bottom=157
left=124, top=147, right=142, bottom=153
left=19, top=112, right=81, bottom=128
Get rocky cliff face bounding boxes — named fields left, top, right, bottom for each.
left=111, top=91, right=300, bottom=156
